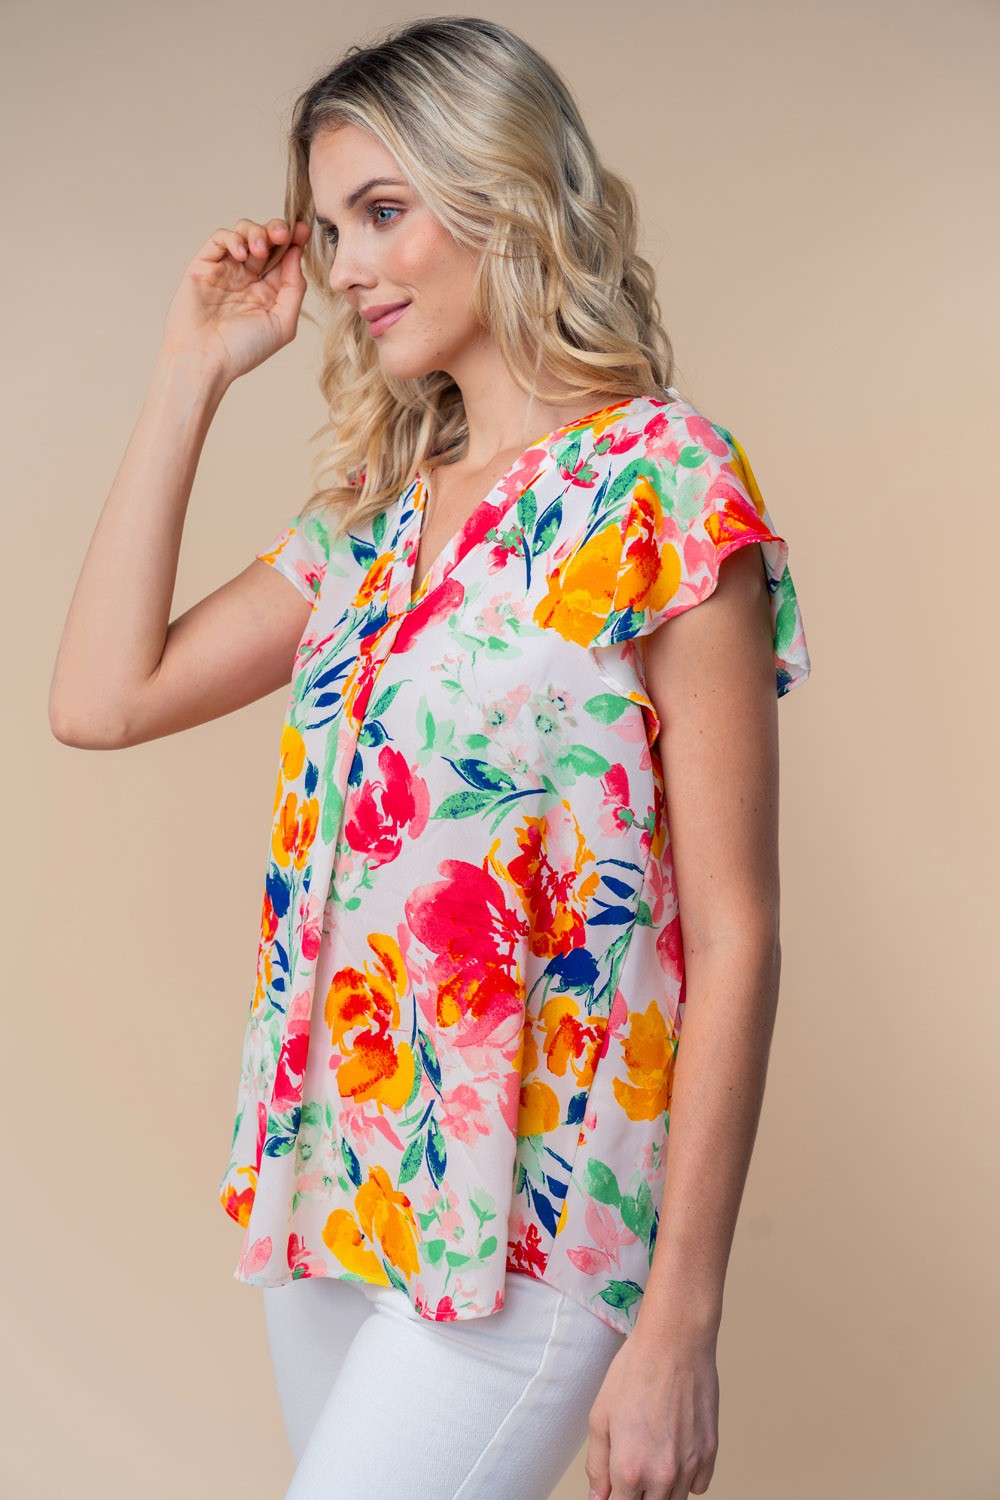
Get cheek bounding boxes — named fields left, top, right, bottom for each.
left=394, top=221, right=476, bottom=291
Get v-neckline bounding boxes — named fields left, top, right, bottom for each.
left=400, top=394, right=642, bottom=613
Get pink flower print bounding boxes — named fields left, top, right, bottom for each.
left=271, top=991, right=311, bottom=1112
left=343, top=745, right=430, bottom=866
left=440, top=1082, right=492, bottom=1144
left=237, top=1235, right=273, bottom=1277
left=287, top=1234, right=326, bottom=1277
left=479, top=593, right=520, bottom=634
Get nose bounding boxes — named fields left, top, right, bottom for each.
left=325, top=236, right=376, bottom=300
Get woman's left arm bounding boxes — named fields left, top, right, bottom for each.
left=585, top=540, right=783, bottom=1500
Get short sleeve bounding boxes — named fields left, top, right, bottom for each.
left=254, top=508, right=333, bottom=606
left=598, top=416, right=812, bottom=698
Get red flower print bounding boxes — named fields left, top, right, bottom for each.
left=405, top=859, right=528, bottom=1046
left=271, top=991, right=311, bottom=1112
left=343, top=745, right=429, bottom=865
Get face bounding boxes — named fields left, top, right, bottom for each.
left=308, top=123, right=485, bottom=381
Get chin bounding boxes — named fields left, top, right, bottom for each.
left=379, top=350, right=441, bottom=381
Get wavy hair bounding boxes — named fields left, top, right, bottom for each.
left=281, top=15, right=677, bottom=538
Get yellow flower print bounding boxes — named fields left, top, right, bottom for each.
left=612, top=998, right=677, bottom=1121
left=271, top=790, right=319, bottom=870
left=613, top=477, right=681, bottom=619
left=358, top=1164, right=421, bottom=1277
left=220, top=1166, right=258, bottom=1228
left=496, top=803, right=600, bottom=960
left=532, top=521, right=623, bottom=645
left=320, top=1206, right=391, bottom=1282
left=518, top=1077, right=561, bottom=1136
left=321, top=1167, right=421, bottom=1281
left=532, top=475, right=683, bottom=644
left=537, top=993, right=608, bottom=1090
left=271, top=722, right=307, bottom=815
left=324, top=933, right=416, bottom=1112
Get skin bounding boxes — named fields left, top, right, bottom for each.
left=50, top=119, right=782, bottom=1500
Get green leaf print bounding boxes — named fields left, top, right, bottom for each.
left=774, top=573, right=800, bottom=653
left=675, top=469, right=707, bottom=526
left=320, top=739, right=343, bottom=844
left=516, top=490, right=537, bottom=533
left=620, top=1178, right=655, bottom=1244
left=426, top=1115, right=447, bottom=1187
left=418, top=1031, right=442, bottom=1091
left=599, top=1280, right=644, bottom=1313
left=468, top=1188, right=497, bottom=1227
left=424, top=1239, right=447, bottom=1265
left=583, top=692, right=630, bottom=725
left=370, top=679, right=405, bottom=718
left=341, top=1135, right=362, bottom=1189
left=383, top=1260, right=409, bottom=1294
left=447, top=758, right=517, bottom=793
left=446, top=1250, right=473, bottom=1269
left=398, top=1134, right=424, bottom=1185
left=553, top=744, right=612, bottom=782
left=531, top=498, right=562, bottom=557
left=478, top=1235, right=498, bottom=1260
left=432, top=789, right=497, bottom=819
left=583, top=1157, right=622, bottom=1207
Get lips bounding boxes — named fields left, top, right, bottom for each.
left=367, top=303, right=410, bottom=337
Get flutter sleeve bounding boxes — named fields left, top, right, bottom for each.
left=254, top=508, right=333, bottom=606
left=595, top=415, right=811, bottom=697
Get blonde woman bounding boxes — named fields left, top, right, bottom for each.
left=50, top=16, right=811, bottom=1500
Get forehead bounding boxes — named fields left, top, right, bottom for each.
left=308, top=124, right=407, bottom=208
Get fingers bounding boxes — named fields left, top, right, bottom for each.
left=203, top=218, right=312, bottom=269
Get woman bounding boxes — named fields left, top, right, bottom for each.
left=50, top=16, right=811, bottom=1500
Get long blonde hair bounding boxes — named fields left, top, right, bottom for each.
left=282, top=15, right=677, bottom=538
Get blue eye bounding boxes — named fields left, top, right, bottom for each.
left=320, top=202, right=401, bottom=248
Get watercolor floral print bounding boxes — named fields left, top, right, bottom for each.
left=218, top=390, right=811, bottom=1335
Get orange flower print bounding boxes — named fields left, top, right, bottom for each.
left=515, top=994, right=607, bottom=1136
left=320, top=1206, right=390, bottom=1281
left=499, top=801, right=600, bottom=958
left=704, top=437, right=775, bottom=548
left=612, top=998, right=677, bottom=1121
left=322, top=1165, right=421, bottom=1279
left=532, top=520, right=623, bottom=645
left=612, top=477, right=680, bottom=620
left=536, top=993, right=608, bottom=1090
left=354, top=551, right=394, bottom=607
left=532, top=474, right=682, bottom=644
left=220, top=1165, right=258, bottom=1228
left=324, top=932, right=416, bottom=1112
left=271, top=789, right=319, bottom=870
left=274, top=722, right=306, bottom=806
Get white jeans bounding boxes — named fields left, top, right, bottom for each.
left=262, top=1270, right=626, bottom=1499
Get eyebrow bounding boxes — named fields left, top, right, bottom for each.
left=314, top=177, right=409, bottom=225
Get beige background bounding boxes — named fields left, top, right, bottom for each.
left=4, top=0, right=997, bottom=1495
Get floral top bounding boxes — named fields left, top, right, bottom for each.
left=218, top=388, right=811, bottom=1335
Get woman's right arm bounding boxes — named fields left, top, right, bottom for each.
left=48, top=215, right=315, bottom=750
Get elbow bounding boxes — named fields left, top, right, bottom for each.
left=48, top=697, right=130, bottom=750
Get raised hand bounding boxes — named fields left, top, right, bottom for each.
left=161, top=216, right=313, bottom=383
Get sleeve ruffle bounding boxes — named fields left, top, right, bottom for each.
left=255, top=508, right=333, bottom=606
left=591, top=422, right=812, bottom=699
